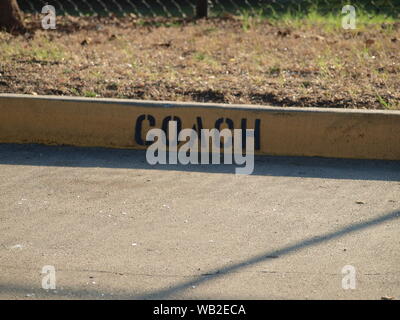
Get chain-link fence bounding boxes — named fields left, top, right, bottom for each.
left=17, top=0, right=400, bottom=18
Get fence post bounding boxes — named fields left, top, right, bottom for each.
left=196, top=0, right=208, bottom=18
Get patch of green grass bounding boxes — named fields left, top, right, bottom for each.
left=238, top=4, right=396, bottom=33
left=239, top=9, right=267, bottom=31
left=194, top=52, right=206, bottom=61
left=193, top=51, right=218, bottom=65
left=268, top=65, right=281, bottom=75
left=376, top=92, right=398, bottom=110
left=316, top=54, right=333, bottom=78
left=301, top=81, right=312, bottom=88
left=240, top=11, right=252, bottom=31
left=63, top=68, right=73, bottom=74
left=0, top=37, right=65, bottom=62
left=90, top=70, right=103, bottom=80
left=83, top=90, right=98, bottom=98
left=30, top=47, right=64, bottom=61
left=70, top=88, right=80, bottom=95
left=26, top=37, right=65, bottom=61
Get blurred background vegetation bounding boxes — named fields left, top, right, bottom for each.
left=17, top=0, right=400, bottom=19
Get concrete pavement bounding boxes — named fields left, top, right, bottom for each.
left=0, top=144, right=399, bottom=299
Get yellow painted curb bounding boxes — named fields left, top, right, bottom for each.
left=1, top=94, right=399, bottom=160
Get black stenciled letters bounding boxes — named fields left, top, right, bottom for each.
left=135, top=114, right=155, bottom=146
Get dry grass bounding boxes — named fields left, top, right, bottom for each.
left=0, top=14, right=399, bottom=109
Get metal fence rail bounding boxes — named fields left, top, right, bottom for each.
left=17, top=0, right=400, bottom=18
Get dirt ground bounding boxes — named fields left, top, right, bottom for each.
left=0, top=15, right=399, bottom=109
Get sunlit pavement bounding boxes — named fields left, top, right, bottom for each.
left=0, top=144, right=399, bottom=299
